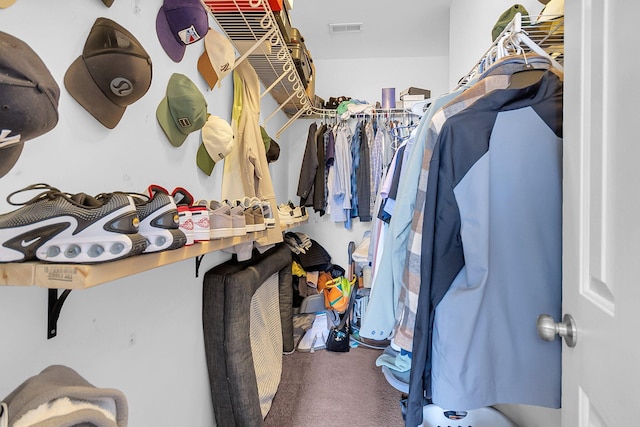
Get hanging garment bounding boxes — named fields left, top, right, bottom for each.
left=222, top=60, right=281, bottom=256
left=313, top=123, right=328, bottom=215
left=324, top=126, right=336, bottom=217
left=330, top=123, right=352, bottom=222
left=365, top=120, right=377, bottom=216
left=297, top=122, right=319, bottom=207
left=348, top=120, right=362, bottom=228
left=406, top=70, right=563, bottom=425
left=399, top=55, right=556, bottom=352
left=389, top=92, right=459, bottom=351
left=356, top=120, right=372, bottom=222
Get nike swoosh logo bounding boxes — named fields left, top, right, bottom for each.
left=21, top=237, right=41, bottom=247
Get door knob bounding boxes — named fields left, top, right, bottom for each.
left=537, top=313, right=577, bottom=347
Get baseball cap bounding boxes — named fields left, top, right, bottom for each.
left=537, top=0, right=564, bottom=22
left=157, top=73, right=208, bottom=147
left=260, top=126, right=280, bottom=163
left=197, top=29, right=236, bottom=89
left=0, top=31, right=60, bottom=178
left=196, top=115, right=234, bottom=175
left=0, top=0, right=16, bottom=8
left=64, top=18, right=152, bottom=129
left=156, top=0, right=209, bottom=63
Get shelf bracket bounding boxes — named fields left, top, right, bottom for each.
left=195, top=255, right=205, bottom=278
left=276, top=104, right=312, bottom=139
left=48, top=288, right=72, bottom=339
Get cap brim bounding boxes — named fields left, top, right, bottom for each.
left=197, top=51, right=219, bottom=90
left=196, top=142, right=215, bottom=175
left=64, top=56, right=126, bottom=129
left=156, top=96, right=188, bottom=147
left=156, top=6, right=186, bottom=63
left=0, top=140, right=24, bottom=178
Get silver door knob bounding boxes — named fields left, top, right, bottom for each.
left=537, top=313, right=577, bottom=347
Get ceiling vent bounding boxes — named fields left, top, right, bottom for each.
left=329, top=23, right=363, bottom=34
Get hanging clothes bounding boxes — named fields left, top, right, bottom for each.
left=313, top=123, right=328, bottom=215
left=329, top=122, right=352, bottom=222
left=222, top=60, right=281, bottom=258
left=297, top=122, right=319, bottom=207
left=397, top=54, right=556, bottom=352
left=406, top=67, right=563, bottom=425
left=356, top=120, right=372, bottom=222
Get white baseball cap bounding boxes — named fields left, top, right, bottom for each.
left=197, top=29, right=236, bottom=89
left=196, top=115, right=234, bottom=175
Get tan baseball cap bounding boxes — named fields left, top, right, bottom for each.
left=0, top=0, right=17, bottom=8
left=197, top=29, right=236, bottom=89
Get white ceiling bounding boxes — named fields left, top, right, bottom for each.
left=286, top=0, right=452, bottom=60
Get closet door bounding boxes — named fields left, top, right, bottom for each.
left=559, top=1, right=640, bottom=425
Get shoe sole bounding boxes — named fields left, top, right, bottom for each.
left=210, top=227, right=234, bottom=239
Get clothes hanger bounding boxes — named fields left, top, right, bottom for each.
left=507, top=51, right=547, bottom=89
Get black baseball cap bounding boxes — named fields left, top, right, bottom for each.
left=0, top=31, right=60, bottom=178
left=65, top=17, right=152, bottom=129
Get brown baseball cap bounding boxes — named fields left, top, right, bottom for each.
left=64, top=18, right=152, bottom=129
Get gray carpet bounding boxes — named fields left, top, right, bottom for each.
left=264, top=345, right=405, bottom=427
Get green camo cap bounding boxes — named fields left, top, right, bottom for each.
left=157, top=73, right=207, bottom=147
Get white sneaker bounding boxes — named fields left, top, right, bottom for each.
left=277, top=203, right=295, bottom=224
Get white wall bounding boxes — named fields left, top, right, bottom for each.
left=449, top=0, right=561, bottom=425
left=448, top=0, right=547, bottom=88
left=0, top=1, right=290, bottom=426
left=280, top=56, right=450, bottom=269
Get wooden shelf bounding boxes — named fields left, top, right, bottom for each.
left=0, top=218, right=308, bottom=290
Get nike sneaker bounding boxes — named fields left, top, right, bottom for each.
left=127, top=192, right=187, bottom=253
left=0, top=183, right=147, bottom=263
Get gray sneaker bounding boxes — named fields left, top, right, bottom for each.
left=251, top=204, right=266, bottom=231
left=196, top=200, right=234, bottom=239
left=223, top=200, right=247, bottom=236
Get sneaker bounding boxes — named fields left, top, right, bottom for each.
left=288, top=201, right=307, bottom=220
left=242, top=197, right=273, bottom=229
left=277, top=203, right=295, bottom=224
left=0, top=183, right=147, bottom=263
left=260, top=201, right=276, bottom=229
left=148, top=185, right=195, bottom=246
left=243, top=204, right=257, bottom=232
left=196, top=200, right=234, bottom=239
left=250, top=204, right=266, bottom=232
left=172, top=187, right=209, bottom=242
left=223, top=200, right=247, bottom=236
left=176, top=205, right=195, bottom=245
left=129, top=192, right=186, bottom=253
left=189, top=205, right=210, bottom=242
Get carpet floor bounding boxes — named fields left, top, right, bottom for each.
left=264, top=344, right=405, bottom=427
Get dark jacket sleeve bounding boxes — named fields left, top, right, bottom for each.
left=297, top=122, right=319, bottom=206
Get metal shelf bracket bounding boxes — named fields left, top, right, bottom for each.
left=48, top=288, right=72, bottom=339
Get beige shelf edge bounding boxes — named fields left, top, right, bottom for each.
left=32, top=231, right=266, bottom=290
left=0, top=218, right=309, bottom=290
left=0, top=262, right=37, bottom=287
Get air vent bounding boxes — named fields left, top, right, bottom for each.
left=329, top=23, right=363, bottom=34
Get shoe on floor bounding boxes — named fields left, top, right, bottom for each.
left=0, top=183, right=147, bottom=263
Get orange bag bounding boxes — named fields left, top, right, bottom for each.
left=323, top=276, right=356, bottom=313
